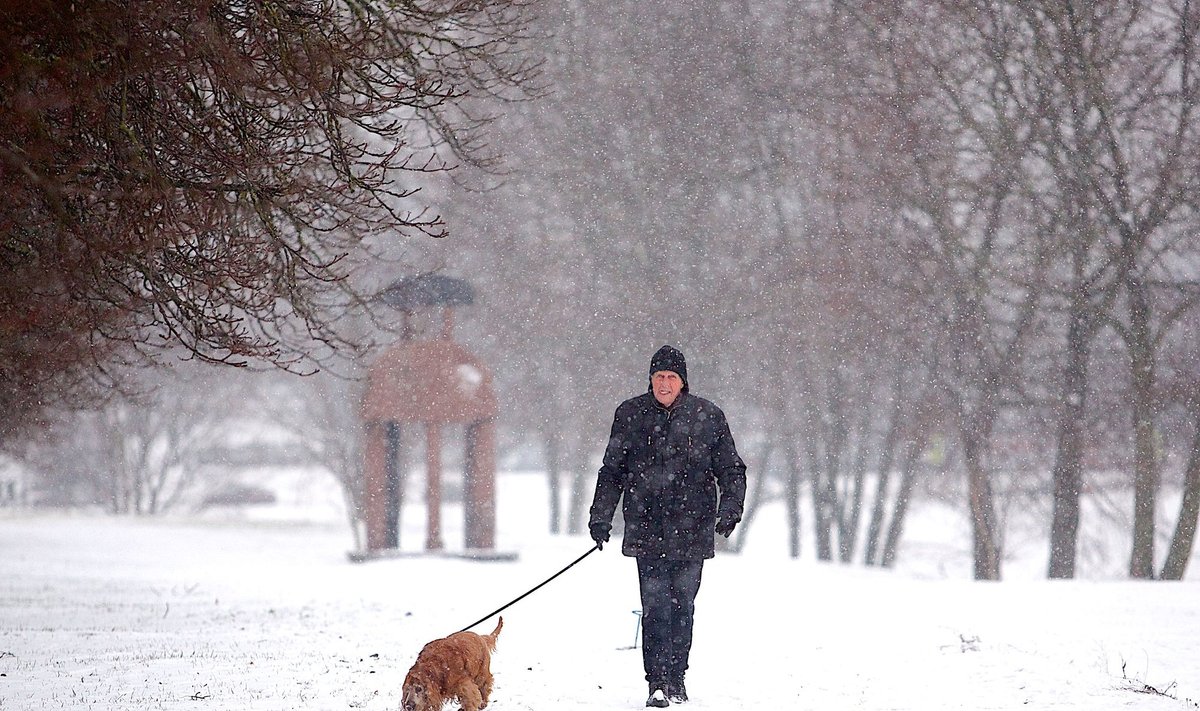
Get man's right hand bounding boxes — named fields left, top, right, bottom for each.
left=589, top=521, right=611, bottom=550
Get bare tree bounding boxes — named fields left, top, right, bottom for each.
left=23, top=364, right=231, bottom=513
left=96, top=396, right=222, bottom=516
left=1157, top=309, right=1200, bottom=579
left=828, top=1, right=1055, bottom=579
left=1, top=0, right=539, bottom=441
left=259, top=367, right=370, bottom=549
left=1001, top=0, right=1200, bottom=578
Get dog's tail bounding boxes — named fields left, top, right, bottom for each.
left=484, top=616, right=503, bottom=651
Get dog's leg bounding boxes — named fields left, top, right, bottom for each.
left=478, top=673, right=494, bottom=707
left=455, top=682, right=485, bottom=711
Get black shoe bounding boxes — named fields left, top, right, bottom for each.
left=667, top=679, right=688, bottom=703
left=646, top=685, right=670, bottom=708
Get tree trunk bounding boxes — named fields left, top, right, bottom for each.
left=733, top=432, right=774, bottom=554
left=864, top=389, right=904, bottom=565
left=544, top=432, right=563, bottom=535
left=104, top=415, right=129, bottom=514
left=962, top=426, right=1001, bottom=580
left=1127, top=277, right=1159, bottom=579
left=1048, top=314, right=1091, bottom=579
left=565, top=438, right=590, bottom=535
left=814, top=371, right=846, bottom=562
left=1160, top=405, right=1200, bottom=580
left=881, top=438, right=924, bottom=569
left=786, top=440, right=802, bottom=559
left=839, top=405, right=872, bottom=563
left=809, top=458, right=834, bottom=561
left=802, top=404, right=834, bottom=560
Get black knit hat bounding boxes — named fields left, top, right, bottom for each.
left=648, top=345, right=688, bottom=392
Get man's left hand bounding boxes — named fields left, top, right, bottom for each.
left=715, top=515, right=737, bottom=538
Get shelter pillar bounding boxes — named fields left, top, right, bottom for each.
left=383, top=422, right=404, bottom=549
left=363, top=421, right=389, bottom=551
left=464, top=417, right=497, bottom=549
left=424, top=422, right=444, bottom=551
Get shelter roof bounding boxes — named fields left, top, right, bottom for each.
left=378, top=274, right=474, bottom=310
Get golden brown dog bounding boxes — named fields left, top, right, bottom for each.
left=401, top=617, right=503, bottom=711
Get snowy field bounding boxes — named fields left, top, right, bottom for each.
left=2, top=471, right=1199, bottom=711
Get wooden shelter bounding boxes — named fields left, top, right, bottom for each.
left=360, top=275, right=499, bottom=554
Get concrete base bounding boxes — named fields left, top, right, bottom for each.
left=347, top=548, right=519, bottom=564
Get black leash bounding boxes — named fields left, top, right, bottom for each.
left=456, top=544, right=600, bottom=633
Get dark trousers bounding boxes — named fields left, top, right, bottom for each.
left=636, top=557, right=704, bottom=685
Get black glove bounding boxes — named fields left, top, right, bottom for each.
left=715, top=513, right=738, bottom=538
left=589, top=521, right=611, bottom=550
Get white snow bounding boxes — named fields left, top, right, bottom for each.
left=456, top=364, right=484, bottom=394
left=1, top=472, right=1198, bottom=710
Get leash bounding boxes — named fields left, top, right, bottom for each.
left=456, top=544, right=600, bottom=633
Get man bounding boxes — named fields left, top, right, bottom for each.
left=588, top=345, right=747, bottom=708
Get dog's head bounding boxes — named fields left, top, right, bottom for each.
left=401, top=678, right=436, bottom=711
left=403, top=672, right=446, bottom=711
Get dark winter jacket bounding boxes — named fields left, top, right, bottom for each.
left=588, top=391, right=747, bottom=560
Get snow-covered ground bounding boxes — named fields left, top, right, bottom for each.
left=2, top=472, right=1198, bottom=710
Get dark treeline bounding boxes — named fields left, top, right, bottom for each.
left=434, top=1, right=1200, bottom=580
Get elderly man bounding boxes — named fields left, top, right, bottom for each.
left=588, top=345, right=747, bottom=707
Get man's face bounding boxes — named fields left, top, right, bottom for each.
left=652, top=370, right=683, bottom=407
